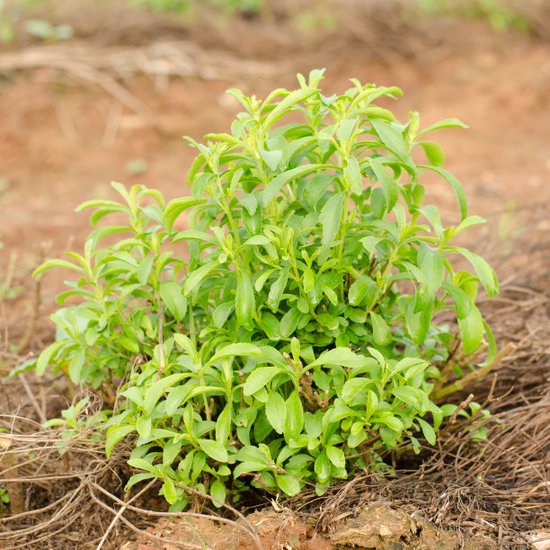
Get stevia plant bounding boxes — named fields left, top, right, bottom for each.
left=31, top=70, right=499, bottom=509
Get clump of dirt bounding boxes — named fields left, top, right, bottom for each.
left=121, top=510, right=332, bottom=550
left=121, top=502, right=502, bottom=549
left=329, top=502, right=496, bottom=550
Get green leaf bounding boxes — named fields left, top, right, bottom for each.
left=165, top=383, right=194, bottom=415
left=174, top=333, right=197, bottom=359
left=277, top=474, right=301, bottom=496
left=391, top=357, right=430, bottom=377
left=243, top=235, right=271, bottom=246
left=210, top=479, right=227, bottom=507
left=359, top=236, right=382, bottom=255
left=36, top=341, right=65, bottom=376
left=261, top=312, right=280, bottom=340
left=263, top=164, right=327, bottom=205
left=197, top=439, right=228, bottom=462
left=314, top=451, right=331, bottom=483
left=284, top=391, right=304, bottom=440
left=162, top=477, right=178, bottom=505
left=137, top=256, right=154, bottom=284
left=325, top=446, right=346, bottom=469
left=420, top=165, right=467, bottom=221
left=143, top=374, right=188, bottom=415
left=370, top=311, right=392, bottom=346
left=159, top=282, right=187, bottom=322
left=216, top=406, right=232, bottom=444
left=279, top=307, right=302, bottom=338
left=236, top=271, right=255, bottom=330
left=119, top=337, right=140, bottom=354
left=348, top=275, right=375, bottom=306
left=371, top=119, right=409, bottom=160
left=172, top=229, right=217, bottom=244
left=302, top=267, right=315, bottom=293
left=418, top=118, right=468, bottom=136
left=319, top=193, right=344, bottom=248
left=322, top=285, right=338, bottom=306
left=125, top=472, right=157, bottom=491
left=136, top=416, right=152, bottom=439
left=163, top=438, right=182, bottom=467
left=264, top=87, right=317, bottom=128
left=458, top=303, right=485, bottom=355
left=184, top=262, right=219, bottom=296
left=33, top=259, right=83, bottom=278
left=309, top=348, right=372, bottom=369
left=267, top=268, right=289, bottom=311
left=68, top=349, right=85, bottom=384
left=210, top=343, right=261, bottom=364
left=375, top=414, right=404, bottom=433
left=369, top=157, right=398, bottom=211
left=243, top=367, right=282, bottom=396
left=212, top=301, right=234, bottom=328
left=391, top=387, right=424, bottom=411
left=451, top=247, right=499, bottom=296
left=419, top=141, right=445, bottom=166
left=266, top=391, right=286, bottom=434
left=344, top=157, right=363, bottom=195
left=419, top=246, right=446, bottom=296
left=255, top=269, right=275, bottom=292
left=261, top=149, right=283, bottom=171
left=341, top=378, right=372, bottom=404
left=163, top=197, right=207, bottom=229
left=454, top=215, right=486, bottom=234
left=106, top=425, right=135, bottom=458
left=127, top=457, right=160, bottom=476
left=417, top=418, right=437, bottom=445
left=234, top=461, right=271, bottom=478
left=444, top=283, right=473, bottom=318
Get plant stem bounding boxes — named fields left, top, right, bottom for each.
left=433, top=342, right=516, bottom=400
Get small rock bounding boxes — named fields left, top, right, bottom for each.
left=528, top=531, right=550, bottom=550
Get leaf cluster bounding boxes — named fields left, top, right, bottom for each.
left=32, top=70, right=498, bottom=508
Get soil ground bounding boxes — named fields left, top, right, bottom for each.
left=0, top=3, right=549, bottom=549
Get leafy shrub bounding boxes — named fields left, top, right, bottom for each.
left=33, top=70, right=498, bottom=509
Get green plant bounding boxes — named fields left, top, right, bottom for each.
left=416, top=0, right=530, bottom=32
left=128, top=0, right=263, bottom=16
left=0, top=0, right=73, bottom=45
left=0, top=486, right=10, bottom=509
left=32, top=70, right=499, bottom=510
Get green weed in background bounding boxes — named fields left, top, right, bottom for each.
left=0, top=0, right=73, bottom=44
left=30, top=70, right=499, bottom=510
left=417, top=0, right=530, bottom=32
left=128, top=0, right=263, bottom=16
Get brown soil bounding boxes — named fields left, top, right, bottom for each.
left=124, top=503, right=500, bottom=550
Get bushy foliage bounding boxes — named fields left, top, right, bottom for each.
left=33, top=70, right=498, bottom=509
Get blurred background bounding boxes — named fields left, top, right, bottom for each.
left=0, top=0, right=549, bottom=320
